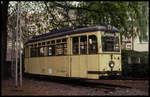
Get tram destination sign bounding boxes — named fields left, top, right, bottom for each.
left=104, top=25, right=117, bottom=35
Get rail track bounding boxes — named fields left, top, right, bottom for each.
left=2, top=74, right=148, bottom=96
left=24, top=74, right=132, bottom=91
left=80, top=80, right=131, bottom=90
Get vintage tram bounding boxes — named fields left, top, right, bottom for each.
left=24, top=26, right=122, bottom=79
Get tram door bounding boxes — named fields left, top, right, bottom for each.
left=70, top=36, right=87, bottom=78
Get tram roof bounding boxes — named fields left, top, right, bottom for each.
left=25, top=26, right=119, bottom=44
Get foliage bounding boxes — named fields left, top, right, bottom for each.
left=121, top=50, right=149, bottom=78
left=135, top=2, right=149, bottom=42
left=7, top=1, right=149, bottom=43
left=125, top=1, right=149, bottom=46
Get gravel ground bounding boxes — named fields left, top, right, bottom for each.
left=1, top=77, right=149, bottom=96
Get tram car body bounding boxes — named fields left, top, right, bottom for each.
left=24, top=26, right=122, bottom=79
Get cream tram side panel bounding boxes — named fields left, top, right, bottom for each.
left=79, top=55, right=88, bottom=78
left=87, top=55, right=99, bottom=79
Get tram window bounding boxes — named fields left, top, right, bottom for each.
left=38, top=43, right=41, bottom=46
left=44, top=47, right=48, bottom=56
left=72, top=37, right=79, bottom=55
left=31, top=48, right=37, bottom=57
left=80, top=36, right=87, bottom=54
left=88, top=35, right=98, bottom=54
left=31, top=44, right=33, bottom=47
left=62, top=38, right=67, bottom=42
left=102, top=36, right=120, bottom=52
left=51, top=40, right=55, bottom=44
left=25, top=46, right=29, bottom=57
left=42, top=42, right=45, bottom=45
left=39, top=47, right=44, bottom=56
left=48, top=45, right=55, bottom=56
left=56, top=44, right=64, bottom=55
left=47, top=41, right=50, bottom=45
left=63, top=43, right=67, bottom=55
left=36, top=48, right=38, bottom=57
left=34, top=44, right=37, bottom=47
left=56, top=39, right=61, bottom=43
left=48, top=46, right=52, bottom=56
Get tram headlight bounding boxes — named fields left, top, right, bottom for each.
left=110, top=63, right=114, bottom=67
left=109, top=61, right=115, bottom=68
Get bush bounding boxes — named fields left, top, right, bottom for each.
left=121, top=50, right=149, bottom=78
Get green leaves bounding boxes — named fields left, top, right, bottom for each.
left=7, top=1, right=148, bottom=43
left=75, top=2, right=129, bottom=29
left=127, top=2, right=148, bottom=42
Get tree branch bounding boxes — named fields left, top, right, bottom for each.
left=44, top=1, right=58, bottom=27
left=54, top=2, right=99, bottom=13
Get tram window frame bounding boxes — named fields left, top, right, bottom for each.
left=88, top=35, right=98, bottom=54
left=34, top=44, right=37, bottom=47
left=42, top=42, right=45, bottom=45
left=25, top=46, right=29, bottom=58
left=72, top=37, right=79, bottom=55
left=48, top=46, right=52, bottom=56
left=101, top=36, right=120, bottom=52
left=62, top=38, right=67, bottom=42
left=56, top=39, right=61, bottom=43
left=44, top=46, right=48, bottom=56
left=30, top=44, right=33, bottom=48
left=38, top=43, right=41, bottom=46
left=35, top=44, right=38, bottom=57
left=31, top=48, right=37, bottom=57
left=55, top=38, right=67, bottom=56
left=56, top=44, right=63, bottom=55
left=51, top=40, right=55, bottom=44
left=48, top=45, right=55, bottom=56
left=47, top=41, right=50, bottom=45
left=63, top=43, right=67, bottom=55
left=39, top=47, right=45, bottom=57
left=80, top=36, right=87, bottom=55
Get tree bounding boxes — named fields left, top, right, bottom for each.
left=51, top=1, right=143, bottom=38
left=126, top=2, right=149, bottom=50
left=127, top=2, right=140, bottom=50
left=135, top=2, right=149, bottom=42
left=8, top=1, right=145, bottom=41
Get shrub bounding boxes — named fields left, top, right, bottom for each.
left=121, top=50, right=149, bottom=78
